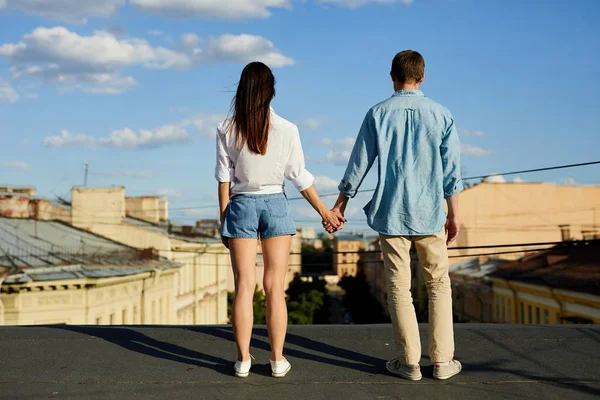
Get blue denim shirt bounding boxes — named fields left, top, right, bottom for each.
left=339, top=90, right=463, bottom=236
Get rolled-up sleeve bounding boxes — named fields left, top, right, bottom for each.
left=338, top=109, right=378, bottom=198
left=215, top=125, right=234, bottom=183
left=441, top=117, right=464, bottom=198
left=284, top=128, right=314, bottom=192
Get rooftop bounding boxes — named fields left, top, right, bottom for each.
left=489, top=240, right=600, bottom=295
left=0, top=324, right=597, bottom=399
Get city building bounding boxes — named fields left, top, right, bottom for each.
left=489, top=240, right=600, bottom=324
left=0, top=186, right=229, bottom=325
left=333, top=234, right=365, bottom=278
left=454, top=182, right=600, bottom=257
left=0, top=217, right=180, bottom=325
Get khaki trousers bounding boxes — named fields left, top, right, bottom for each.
left=380, top=228, right=454, bottom=365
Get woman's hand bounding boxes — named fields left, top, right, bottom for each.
left=321, top=209, right=344, bottom=233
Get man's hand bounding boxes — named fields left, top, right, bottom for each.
left=322, top=208, right=345, bottom=233
left=445, top=215, right=460, bottom=246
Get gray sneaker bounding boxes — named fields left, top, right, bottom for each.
left=433, top=360, right=462, bottom=380
left=386, top=359, right=422, bottom=381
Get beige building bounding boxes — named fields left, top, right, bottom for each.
left=333, top=234, right=366, bottom=278
left=0, top=217, right=180, bottom=325
left=0, top=186, right=229, bottom=325
left=454, top=182, right=600, bottom=257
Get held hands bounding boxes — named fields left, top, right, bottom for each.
left=322, top=208, right=345, bottom=234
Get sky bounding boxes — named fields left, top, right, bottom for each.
left=0, top=0, right=599, bottom=230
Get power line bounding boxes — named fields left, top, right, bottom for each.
left=39, top=159, right=600, bottom=212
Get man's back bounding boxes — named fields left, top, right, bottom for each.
left=338, top=89, right=463, bottom=235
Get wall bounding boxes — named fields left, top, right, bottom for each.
left=334, top=239, right=363, bottom=278
left=456, top=183, right=600, bottom=257
left=126, top=196, right=161, bottom=224
left=72, top=187, right=125, bottom=227
left=492, top=279, right=600, bottom=324
left=0, top=269, right=178, bottom=325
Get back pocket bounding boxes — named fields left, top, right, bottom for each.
left=265, top=198, right=289, bottom=218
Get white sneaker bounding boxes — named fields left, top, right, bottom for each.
left=270, top=357, right=291, bottom=378
left=234, top=356, right=254, bottom=378
left=433, top=360, right=462, bottom=380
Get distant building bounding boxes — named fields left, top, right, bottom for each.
left=489, top=240, right=600, bottom=324
left=454, top=182, right=600, bottom=258
left=195, top=219, right=221, bottom=238
left=0, top=217, right=180, bottom=326
left=333, top=234, right=366, bottom=278
left=297, top=227, right=316, bottom=241
left=449, top=257, right=510, bottom=323
left=0, top=185, right=229, bottom=325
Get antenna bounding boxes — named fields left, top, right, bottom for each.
left=84, top=162, right=89, bottom=187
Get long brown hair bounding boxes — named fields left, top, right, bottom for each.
left=228, top=62, right=276, bottom=155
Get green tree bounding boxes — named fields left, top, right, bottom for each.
left=286, top=276, right=329, bottom=325
left=339, top=272, right=389, bottom=324
left=226, top=286, right=267, bottom=324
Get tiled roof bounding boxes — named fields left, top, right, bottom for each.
left=489, top=240, right=600, bottom=295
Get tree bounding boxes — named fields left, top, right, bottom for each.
left=339, top=272, right=389, bottom=324
left=286, top=276, right=329, bottom=324
left=227, top=285, right=267, bottom=324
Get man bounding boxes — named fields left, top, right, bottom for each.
left=329, top=50, right=463, bottom=381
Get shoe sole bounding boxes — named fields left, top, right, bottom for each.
left=272, top=364, right=291, bottom=378
left=386, top=366, right=422, bottom=381
left=434, top=368, right=462, bottom=380
left=235, top=371, right=249, bottom=378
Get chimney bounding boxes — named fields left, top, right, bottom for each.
left=72, top=187, right=125, bottom=228
left=158, top=199, right=168, bottom=222
left=125, top=196, right=160, bottom=224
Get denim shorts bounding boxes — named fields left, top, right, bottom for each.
left=221, top=193, right=297, bottom=240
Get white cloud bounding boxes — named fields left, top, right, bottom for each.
left=2, top=161, right=31, bottom=171
left=43, top=125, right=190, bottom=150
left=560, top=178, right=577, bottom=186
left=91, top=169, right=156, bottom=179
left=181, top=113, right=227, bottom=138
left=3, top=0, right=124, bottom=24
left=337, top=138, right=355, bottom=152
left=0, top=80, right=20, bottom=103
left=313, top=176, right=339, bottom=191
left=326, top=151, right=351, bottom=166
left=461, top=144, right=494, bottom=157
left=485, top=174, right=506, bottom=183
left=198, top=34, right=294, bottom=67
left=43, top=113, right=225, bottom=150
left=513, top=177, right=526, bottom=183
left=458, top=128, right=486, bottom=137
left=1, top=26, right=192, bottom=94
left=23, top=93, right=40, bottom=99
left=131, top=0, right=291, bottom=20
left=1, top=27, right=293, bottom=94
left=147, top=30, right=165, bottom=36
left=299, top=118, right=321, bottom=130
left=318, top=0, right=412, bottom=8
left=320, top=138, right=332, bottom=146
left=158, top=189, right=182, bottom=198
left=43, top=130, right=96, bottom=148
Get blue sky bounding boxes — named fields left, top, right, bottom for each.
left=0, top=0, right=599, bottom=229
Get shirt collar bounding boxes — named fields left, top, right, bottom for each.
left=392, top=89, right=424, bottom=97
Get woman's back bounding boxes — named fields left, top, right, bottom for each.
left=216, top=108, right=313, bottom=195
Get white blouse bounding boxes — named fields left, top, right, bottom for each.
left=215, top=108, right=314, bottom=195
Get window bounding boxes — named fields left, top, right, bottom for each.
left=96, top=317, right=103, bottom=325
left=543, top=309, right=549, bottom=324
left=528, top=305, right=532, bottom=324
left=535, top=307, right=540, bottom=324
left=520, top=302, right=525, bottom=324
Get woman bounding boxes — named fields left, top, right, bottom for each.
left=215, top=62, right=343, bottom=378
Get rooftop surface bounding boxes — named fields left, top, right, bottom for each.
left=0, top=324, right=598, bottom=399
